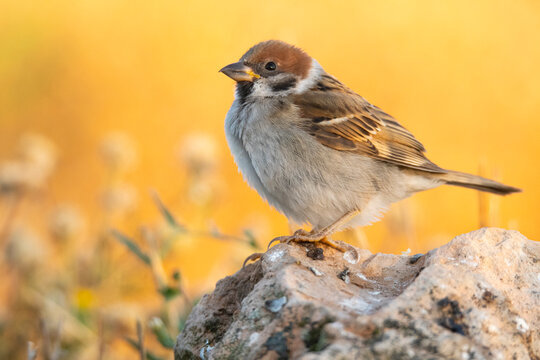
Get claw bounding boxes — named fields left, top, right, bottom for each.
left=244, top=210, right=364, bottom=268
left=266, top=230, right=308, bottom=249
left=242, top=252, right=263, bottom=268
left=267, top=235, right=289, bottom=249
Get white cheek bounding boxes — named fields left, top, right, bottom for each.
left=251, top=81, right=275, bottom=97
left=295, top=59, right=323, bottom=94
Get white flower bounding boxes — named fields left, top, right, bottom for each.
left=17, top=133, right=57, bottom=179
left=0, top=161, right=32, bottom=193
left=5, top=226, right=48, bottom=270
left=100, top=183, right=138, bottom=214
left=177, top=133, right=218, bottom=175
left=99, top=132, right=137, bottom=173
left=49, top=205, right=84, bottom=241
left=148, top=316, right=165, bottom=330
left=0, top=134, right=58, bottom=192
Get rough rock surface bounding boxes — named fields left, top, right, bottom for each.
left=175, top=228, right=540, bottom=360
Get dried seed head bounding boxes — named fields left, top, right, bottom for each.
left=177, top=133, right=218, bottom=176
left=99, top=132, right=137, bottom=173
left=49, top=205, right=85, bottom=242
left=100, top=183, right=138, bottom=214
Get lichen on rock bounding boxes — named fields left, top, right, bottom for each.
left=175, top=228, right=540, bottom=360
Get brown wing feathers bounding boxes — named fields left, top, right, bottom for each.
left=293, top=75, right=445, bottom=173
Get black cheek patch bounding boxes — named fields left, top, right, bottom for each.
left=271, top=78, right=297, bottom=92
left=236, top=82, right=254, bottom=102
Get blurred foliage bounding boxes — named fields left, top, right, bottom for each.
left=0, top=133, right=259, bottom=359
left=1, top=0, right=539, bottom=358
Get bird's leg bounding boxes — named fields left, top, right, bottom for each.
left=242, top=229, right=310, bottom=267
left=243, top=210, right=361, bottom=268
left=267, top=209, right=362, bottom=251
left=242, top=229, right=310, bottom=268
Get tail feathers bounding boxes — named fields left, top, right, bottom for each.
left=439, top=170, right=521, bottom=195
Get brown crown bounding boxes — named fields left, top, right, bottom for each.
left=241, top=40, right=312, bottom=79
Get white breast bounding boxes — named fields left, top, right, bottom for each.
left=224, top=94, right=441, bottom=230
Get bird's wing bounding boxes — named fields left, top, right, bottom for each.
left=292, top=74, right=446, bottom=173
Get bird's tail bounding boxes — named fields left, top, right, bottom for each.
left=437, top=170, right=521, bottom=195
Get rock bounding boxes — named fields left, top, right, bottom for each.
left=175, top=228, right=540, bottom=360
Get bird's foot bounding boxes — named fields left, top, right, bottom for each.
left=242, top=252, right=264, bottom=268
left=267, top=228, right=348, bottom=252
left=242, top=229, right=309, bottom=268
left=242, top=229, right=355, bottom=267
left=243, top=210, right=364, bottom=268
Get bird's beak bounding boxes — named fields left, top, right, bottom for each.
left=219, top=62, right=260, bottom=82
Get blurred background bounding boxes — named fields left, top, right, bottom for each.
left=1, top=0, right=538, bottom=358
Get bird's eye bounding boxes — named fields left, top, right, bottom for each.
left=265, top=61, right=277, bottom=71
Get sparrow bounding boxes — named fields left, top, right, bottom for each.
left=220, top=40, right=520, bottom=257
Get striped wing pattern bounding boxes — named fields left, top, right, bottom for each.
left=292, top=74, right=445, bottom=173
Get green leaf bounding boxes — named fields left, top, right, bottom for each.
left=124, top=337, right=166, bottom=360
left=150, top=191, right=183, bottom=230
left=172, top=269, right=181, bottom=282
left=147, top=352, right=165, bottom=360
left=158, top=285, right=181, bottom=301
left=148, top=319, right=176, bottom=349
left=244, top=229, right=258, bottom=249
left=177, top=317, right=186, bottom=332
left=112, top=230, right=151, bottom=265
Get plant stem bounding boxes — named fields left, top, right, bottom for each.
left=0, top=192, right=24, bottom=249
left=136, top=320, right=145, bottom=360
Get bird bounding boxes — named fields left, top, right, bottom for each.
left=219, top=40, right=520, bottom=259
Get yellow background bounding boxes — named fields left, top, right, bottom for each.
left=2, top=0, right=538, bottom=269
left=0, top=1, right=538, bottom=351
